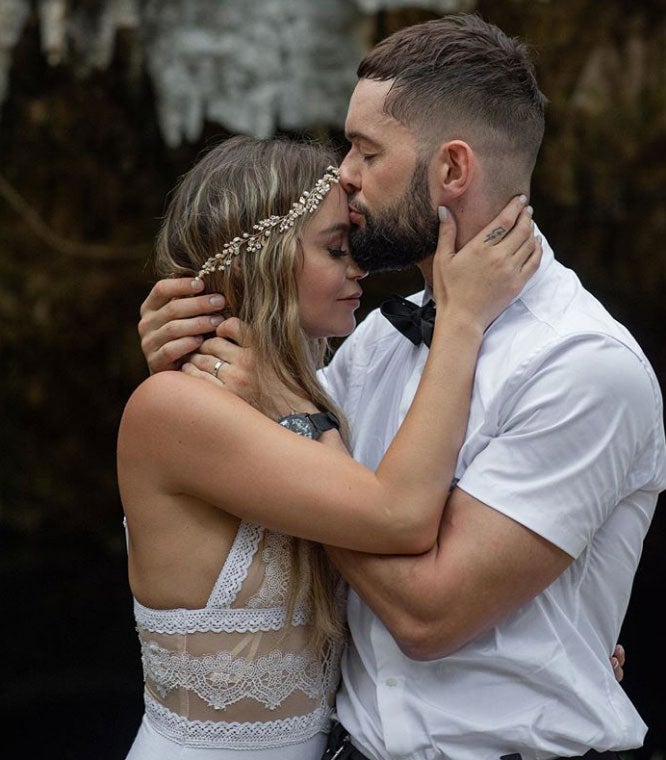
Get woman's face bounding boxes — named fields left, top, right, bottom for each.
left=296, top=183, right=366, bottom=339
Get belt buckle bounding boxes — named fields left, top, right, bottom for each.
left=328, top=733, right=351, bottom=760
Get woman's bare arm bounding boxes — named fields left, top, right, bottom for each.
left=119, top=198, right=540, bottom=555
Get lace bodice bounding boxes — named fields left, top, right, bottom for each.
left=131, top=521, right=344, bottom=750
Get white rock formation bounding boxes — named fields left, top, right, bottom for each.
left=0, top=0, right=477, bottom=146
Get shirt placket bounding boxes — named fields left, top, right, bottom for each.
left=371, top=618, right=416, bottom=760
left=397, top=346, right=428, bottom=424
left=376, top=346, right=429, bottom=760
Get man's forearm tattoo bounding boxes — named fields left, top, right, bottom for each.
left=484, top=226, right=506, bottom=244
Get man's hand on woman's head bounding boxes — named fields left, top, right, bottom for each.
left=138, top=276, right=226, bottom=373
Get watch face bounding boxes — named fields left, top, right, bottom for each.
left=279, top=415, right=316, bottom=438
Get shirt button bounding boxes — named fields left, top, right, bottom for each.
left=385, top=677, right=398, bottom=687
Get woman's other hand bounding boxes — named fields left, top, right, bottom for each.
left=184, top=318, right=317, bottom=419
left=433, top=196, right=541, bottom=333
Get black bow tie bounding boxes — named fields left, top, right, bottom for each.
left=380, top=295, right=436, bottom=347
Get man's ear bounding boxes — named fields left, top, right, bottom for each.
left=433, top=140, right=474, bottom=201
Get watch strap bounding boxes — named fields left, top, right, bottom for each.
left=309, top=411, right=340, bottom=435
left=277, top=411, right=340, bottom=439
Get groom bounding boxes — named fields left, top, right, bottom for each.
left=136, top=13, right=664, bottom=760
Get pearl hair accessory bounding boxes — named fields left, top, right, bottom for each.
left=196, top=165, right=340, bottom=278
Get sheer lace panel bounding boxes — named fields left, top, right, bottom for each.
left=207, top=521, right=263, bottom=608
left=133, top=522, right=344, bottom=749
left=143, top=693, right=333, bottom=749
left=138, top=626, right=341, bottom=718
left=247, top=531, right=311, bottom=610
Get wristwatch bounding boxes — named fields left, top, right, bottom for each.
left=277, top=411, right=340, bottom=440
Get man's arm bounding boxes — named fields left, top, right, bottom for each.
left=327, top=486, right=571, bottom=661
left=138, top=277, right=226, bottom=373
left=328, top=338, right=658, bottom=663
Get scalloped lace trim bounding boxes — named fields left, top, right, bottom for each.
left=248, top=530, right=293, bottom=608
left=207, top=521, right=263, bottom=607
left=133, top=522, right=317, bottom=634
left=144, top=694, right=332, bottom=749
left=142, top=639, right=328, bottom=708
left=134, top=600, right=311, bottom=634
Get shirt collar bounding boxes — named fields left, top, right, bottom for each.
left=421, top=221, right=554, bottom=308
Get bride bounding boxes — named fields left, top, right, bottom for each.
left=118, top=134, right=540, bottom=759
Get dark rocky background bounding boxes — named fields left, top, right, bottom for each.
left=1, top=3, right=664, bottom=757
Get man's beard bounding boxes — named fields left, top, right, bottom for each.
left=349, top=160, right=440, bottom=274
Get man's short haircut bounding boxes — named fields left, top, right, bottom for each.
left=357, top=14, right=547, bottom=192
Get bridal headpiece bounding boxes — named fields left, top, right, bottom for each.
left=196, top=166, right=340, bottom=278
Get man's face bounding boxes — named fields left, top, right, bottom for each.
left=340, top=78, right=439, bottom=273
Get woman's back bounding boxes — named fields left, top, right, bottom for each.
left=126, top=519, right=344, bottom=759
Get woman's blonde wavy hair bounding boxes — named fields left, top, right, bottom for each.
left=154, top=135, right=348, bottom=647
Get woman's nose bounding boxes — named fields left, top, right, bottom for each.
left=348, top=259, right=367, bottom=280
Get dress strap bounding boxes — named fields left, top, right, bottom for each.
left=206, top=521, right=264, bottom=608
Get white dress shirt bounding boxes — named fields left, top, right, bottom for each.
left=319, top=233, right=666, bottom=760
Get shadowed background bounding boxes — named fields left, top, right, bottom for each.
left=1, top=1, right=664, bottom=758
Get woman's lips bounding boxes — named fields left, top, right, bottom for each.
left=338, top=291, right=363, bottom=306
left=349, top=206, right=365, bottom=226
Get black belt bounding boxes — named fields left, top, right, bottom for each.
left=561, top=754, right=621, bottom=760
left=324, top=724, right=621, bottom=760
left=322, top=721, right=371, bottom=759
left=503, top=753, right=621, bottom=760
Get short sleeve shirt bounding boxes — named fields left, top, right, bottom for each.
left=320, top=237, right=666, bottom=760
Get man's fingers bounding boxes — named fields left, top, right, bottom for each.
left=146, top=335, right=205, bottom=373
left=160, top=313, right=224, bottom=342
left=139, top=277, right=205, bottom=317
left=138, top=293, right=226, bottom=337
left=137, top=276, right=228, bottom=374
left=614, top=643, right=626, bottom=667
left=611, top=656, right=624, bottom=682
left=141, top=314, right=222, bottom=358
left=139, top=304, right=225, bottom=364
left=611, top=643, right=625, bottom=682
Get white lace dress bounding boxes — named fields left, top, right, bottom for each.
left=124, top=521, right=344, bottom=760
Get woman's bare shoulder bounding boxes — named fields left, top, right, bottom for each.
left=120, top=370, right=242, bottom=441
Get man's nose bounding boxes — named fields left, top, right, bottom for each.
left=339, top=151, right=359, bottom=195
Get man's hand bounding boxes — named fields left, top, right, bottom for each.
left=138, top=277, right=226, bottom=373
left=612, top=643, right=625, bottom=682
